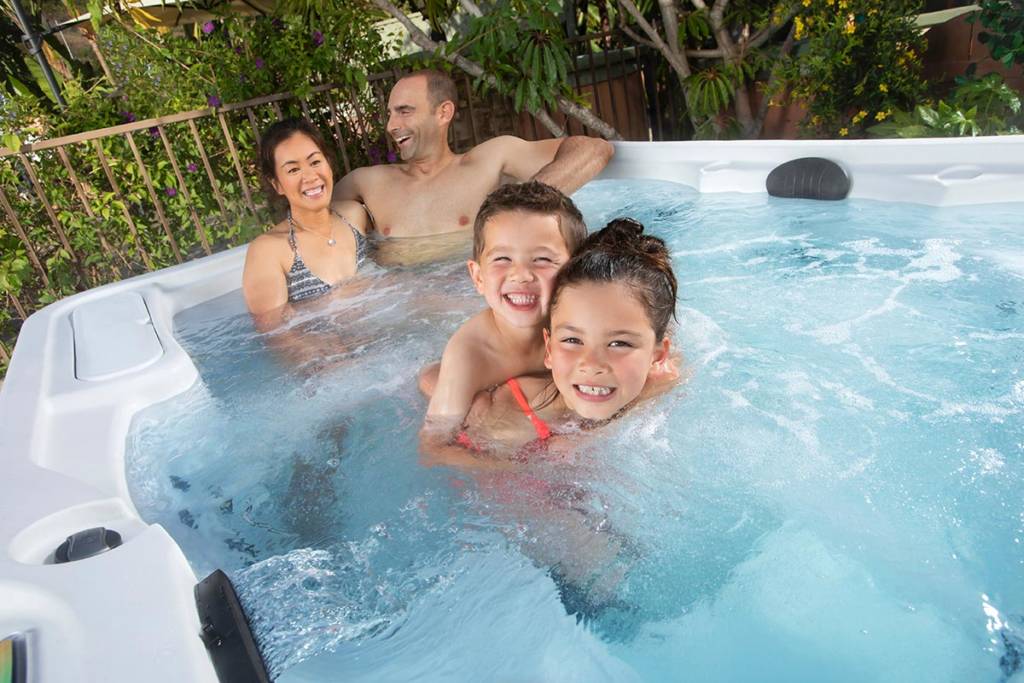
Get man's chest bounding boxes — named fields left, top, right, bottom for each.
left=365, top=166, right=501, bottom=237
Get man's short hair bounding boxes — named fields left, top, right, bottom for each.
left=403, top=69, right=458, bottom=111
left=473, top=181, right=588, bottom=260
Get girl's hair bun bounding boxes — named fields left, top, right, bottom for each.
left=589, top=217, right=670, bottom=261
left=550, top=217, right=678, bottom=339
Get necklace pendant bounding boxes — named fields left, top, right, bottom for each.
left=327, top=238, right=336, bottom=247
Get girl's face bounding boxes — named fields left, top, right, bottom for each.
left=545, top=281, right=670, bottom=421
left=271, top=132, right=333, bottom=211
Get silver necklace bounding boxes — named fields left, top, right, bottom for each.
left=288, top=210, right=336, bottom=247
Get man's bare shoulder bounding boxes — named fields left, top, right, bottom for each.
left=463, top=135, right=527, bottom=160
left=341, top=164, right=403, bottom=183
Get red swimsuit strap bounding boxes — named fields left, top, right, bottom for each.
left=506, top=378, right=551, bottom=440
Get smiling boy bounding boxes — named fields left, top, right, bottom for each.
left=422, top=181, right=587, bottom=428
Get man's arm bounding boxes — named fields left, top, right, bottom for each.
left=493, top=135, right=614, bottom=195
left=332, top=167, right=368, bottom=205
left=532, top=136, right=614, bottom=195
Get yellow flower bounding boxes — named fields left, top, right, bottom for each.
left=879, top=83, right=889, bottom=93
left=852, top=110, right=867, bottom=123
left=794, top=16, right=805, bottom=39
left=802, top=0, right=811, bottom=6
left=875, top=110, right=889, bottom=121
left=839, top=127, right=849, bottom=136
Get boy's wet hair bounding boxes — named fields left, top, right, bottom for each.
left=257, top=118, right=336, bottom=211
left=402, top=68, right=457, bottom=111
left=549, top=218, right=678, bottom=340
left=473, top=181, right=587, bottom=260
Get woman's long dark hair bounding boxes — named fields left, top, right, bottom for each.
left=257, top=117, right=337, bottom=212
left=548, top=218, right=678, bottom=340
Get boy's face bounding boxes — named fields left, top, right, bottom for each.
left=468, top=210, right=571, bottom=329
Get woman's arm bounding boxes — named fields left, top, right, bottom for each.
left=242, top=237, right=289, bottom=323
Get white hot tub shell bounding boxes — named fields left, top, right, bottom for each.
left=1, top=136, right=1023, bottom=682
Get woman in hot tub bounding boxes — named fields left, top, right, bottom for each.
left=242, top=118, right=370, bottom=324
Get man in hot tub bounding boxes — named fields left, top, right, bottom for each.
left=332, top=69, right=613, bottom=265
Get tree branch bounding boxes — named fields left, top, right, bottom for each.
left=459, top=0, right=483, bottom=18
left=751, top=22, right=796, bottom=138
left=620, top=23, right=656, bottom=50
left=372, top=0, right=623, bottom=139
left=745, top=5, right=800, bottom=51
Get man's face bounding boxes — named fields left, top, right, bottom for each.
left=387, top=76, right=444, bottom=161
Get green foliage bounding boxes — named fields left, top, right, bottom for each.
left=969, top=0, right=1024, bottom=69
left=867, top=73, right=1023, bottom=137
left=451, top=0, right=575, bottom=112
left=0, top=4, right=396, bottom=376
left=777, top=0, right=928, bottom=137
left=686, top=61, right=757, bottom=118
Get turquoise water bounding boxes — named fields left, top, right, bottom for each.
left=125, top=180, right=1024, bottom=681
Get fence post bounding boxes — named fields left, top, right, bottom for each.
left=92, top=139, right=155, bottom=271
left=158, top=125, right=212, bottom=255
left=187, top=120, right=231, bottom=226
left=0, top=184, right=51, bottom=288
left=124, top=131, right=183, bottom=263
left=18, top=152, right=90, bottom=285
left=217, top=113, right=258, bottom=216
left=55, top=145, right=125, bottom=277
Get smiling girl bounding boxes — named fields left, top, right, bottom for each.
left=242, top=118, right=369, bottom=324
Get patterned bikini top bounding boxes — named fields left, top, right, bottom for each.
left=286, top=210, right=368, bottom=303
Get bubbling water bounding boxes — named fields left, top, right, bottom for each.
left=126, top=180, right=1024, bottom=681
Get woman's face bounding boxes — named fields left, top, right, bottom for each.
left=545, top=280, right=669, bottom=421
left=271, top=132, right=333, bottom=211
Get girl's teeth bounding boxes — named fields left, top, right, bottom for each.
left=577, top=385, right=612, bottom=396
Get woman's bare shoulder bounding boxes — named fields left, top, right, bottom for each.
left=245, top=223, right=291, bottom=264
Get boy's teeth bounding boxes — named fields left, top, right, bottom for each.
left=505, top=294, right=536, bottom=306
left=577, top=385, right=612, bottom=396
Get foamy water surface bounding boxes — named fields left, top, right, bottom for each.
left=126, top=180, right=1024, bottom=682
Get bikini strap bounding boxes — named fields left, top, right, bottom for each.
left=330, top=208, right=361, bottom=237
left=506, top=378, right=551, bottom=441
left=286, top=214, right=299, bottom=253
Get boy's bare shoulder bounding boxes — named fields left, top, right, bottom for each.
left=443, top=311, right=498, bottom=359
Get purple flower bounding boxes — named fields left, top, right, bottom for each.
left=207, top=94, right=221, bottom=107
left=312, top=30, right=324, bottom=47
left=271, top=18, right=284, bottom=30
left=254, top=57, right=264, bottom=69
left=386, top=150, right=397, bottom=163
left=165, top=187, right=177, bottom=197
left=149, top=126, right=160, bottom=137
left=234, top=45, right=243, bottom=55
left=202, top=21, right=215, bottom=35
left=187, top=162, right=198, bottom=173
left=121, top=111, right=136, bottom=123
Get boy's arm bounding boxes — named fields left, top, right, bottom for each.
left=418, top=418, right=515, bottom=472
left=425, top=333, right=486, bottom=419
